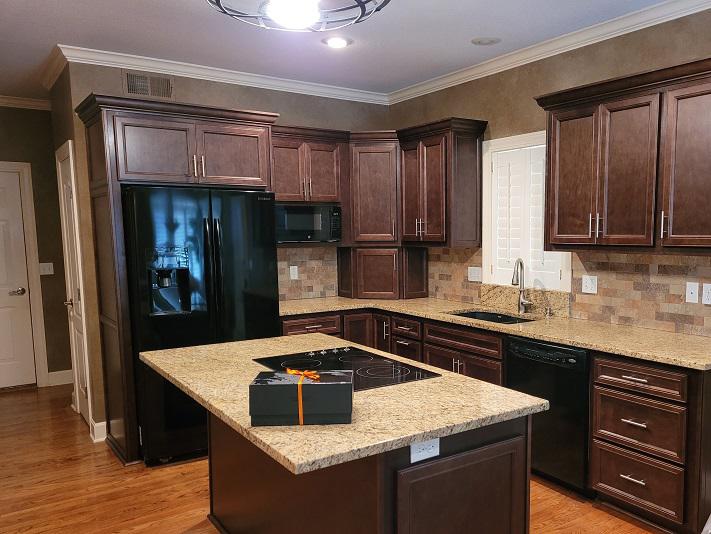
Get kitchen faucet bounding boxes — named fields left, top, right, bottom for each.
left=511, top=258, right=533, bottom=314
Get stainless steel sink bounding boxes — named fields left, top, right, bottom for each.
left=449, top=311, right=534, bottom=324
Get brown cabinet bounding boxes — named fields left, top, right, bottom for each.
left=281, top=314, right=341, bottom=336
left=350, top=133, right=399, bottom=243
left=373, top=313, right=391, bottom=353
left=423, top=322, right=503, bottom=360
left=356, top=248, right=400, bottom=299
left=391, top=316, right=421, bottom=340
left=392, top=337, right=422, bottom=362
left=398, top=119, right=487, bottom=247
left=424, top=343, right=502, bottom=385
left=271, top=126, right=347, bottom=203
left=342, top=312, right=374, bottom=347
left=397, top=436, right=527, bottom=534
left=660, top=82, right=711, bottom=247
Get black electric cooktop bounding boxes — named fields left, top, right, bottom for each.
left=254, top=347, right=440, bottom=392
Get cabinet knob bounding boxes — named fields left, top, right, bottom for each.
left=8, top=287, right=26, bottom=296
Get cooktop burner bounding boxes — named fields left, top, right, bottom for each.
left=254, top=347, right=440, bottom=391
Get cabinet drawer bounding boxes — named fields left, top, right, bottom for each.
left=460, top=353, right=503, bottom=386
left=424, top=323, right=502, bottom=360
left=281, top=315, right=341, bottom=336
left=591, top=440, right=684, bottom=525
left=594, top=357, right=688, bottom=402
left=593, top=387, right=686, bottom=464
left=392, top=337, right=422, bottom=362
left=392, top=316, right=421, bottom=340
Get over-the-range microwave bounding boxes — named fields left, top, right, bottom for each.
left=275, top=203, right=342, bottom=244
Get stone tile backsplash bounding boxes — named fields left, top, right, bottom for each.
left=277, top=247, right=338, bottom=301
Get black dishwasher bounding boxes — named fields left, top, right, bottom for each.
left=505, top=336, right=590, bottom=493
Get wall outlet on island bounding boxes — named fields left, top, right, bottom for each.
left=410, top=438, right=440, bottom=463
left=582, top=275, right=597, bottom=294
left=467, top=266, right=482, bottom=282
left=289, top=265, right=299, bottom=280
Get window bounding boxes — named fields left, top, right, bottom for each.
left=482, top=132, right=571, bottom=291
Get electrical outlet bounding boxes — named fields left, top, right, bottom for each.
left=467, top=266, right=482, bottom=282
left=289, top=266, right=299, bottom=280
left=582, top=275, right=597, bottom=294
left=703, top=284, right=711, bottom=305
left=686, top=282, right=699, bottom=304
left=410, top=438, right=440, bottom=463
left=39, top=262, right=54, bottom=276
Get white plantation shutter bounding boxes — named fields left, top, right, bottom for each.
left=488, top=139, right=570, bottom=291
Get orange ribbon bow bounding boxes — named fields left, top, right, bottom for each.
left=285, top=368, right=321, bottom=426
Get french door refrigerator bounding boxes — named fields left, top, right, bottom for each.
left=123, top=185, right=280, bottom=465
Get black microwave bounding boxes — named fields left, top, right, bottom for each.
left=275, top=204, right=342, bottom=244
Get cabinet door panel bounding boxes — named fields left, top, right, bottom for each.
left=392, top=337, right=422, bottom=362
left=548, top=107, right=598, bottom=244
left=400, top=141, right=421, bottom=242
left=460, top=353, right=503, bottom=385
left=424, top=343, right=457, bottom=373
left=114, top=115, right=196, bottom=183
left=342, top=313, right=373, bottom=347
left=351, top=143, right=398, bottom=242
left=355, top=249, right=399, bottom=299
left=373, top=313, right=391, bottom=353
left=306, top=142, right=340, bottom=202
left=661, top=82, right=711, bottom=246
left=197, top=123, right=270, bottom=188
left=271, top=138, right=305, bottom=201
left=421, top=134, right=447, bottom=242
left=598, top=95, right=659, bottom=245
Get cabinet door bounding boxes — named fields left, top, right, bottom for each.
left=392, top=337, right=422, bottom=362
left=272, top=138, right=306, bottom=201
left=420, top=134, right=447, bottom=242
left=424, top=343, right=457, bottom=373
left=342, top=313, right=373, bottom=347
left=351, top=143, right=399, bottom=242
left=373, top=313, right=391, bottom=353
left=196, top=123, right=270, bottom=188
left=355, top=248, right=400, bottom=299
left=460, top=353, right=503, bottom=385
left=306, top=142, right=340, bottom=202
left=397, top=437, right=527, bottom=534
left=400, top=141, right=421, bottom=242
left=401, top=247, right=428, bottom=299
left=660, top=82, right=711, bottom=246
left=114, top=115, right=197, bottom=183
left=548, top=106, right=599, bottom=244
left=598, top=95, right=659, bottom=246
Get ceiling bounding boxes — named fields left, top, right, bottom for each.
left=0, top=0, right=707, bottom=102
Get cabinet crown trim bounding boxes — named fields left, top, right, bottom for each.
left=397, top=117, right=488, bottom=139
left=272, top=125, right=350, bottom=141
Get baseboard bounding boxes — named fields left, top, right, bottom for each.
left=45, top=369, right=74, bottom=386
left=90, top=419, right=107, bottom=443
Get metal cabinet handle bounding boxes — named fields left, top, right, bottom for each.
left=458, top=361, right=464, bottom=373
left=192, top=155, right=198, bottom=177
left=588, top=213, right=593, bottom=238
left=395, top=340, right=410, bottom=346
left=619, top=474, right=646, bottom=487
left=304, top=324, right=323, bottom=330
left=63, top=299, right=74, bottom=307
left=8, top=287, right=26, bottom=296
left=621, top=418, right=648, bottom=429
left=201, top=155, right=206, bottom=178
left=596, top=213, right=603, bottom=238
left=660, top=210, right=668, bottom=239
left=396, top=326, right=412, bottom=331
left=621, top=375, right=649, bottom=384
left=383, top=321, right=389, bottom=339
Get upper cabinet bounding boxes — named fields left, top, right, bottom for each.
left=397, top=119, right=487, bottom=247
left=349, top=132, right=400, bottom=243
left=271, top=126, right=348, bottom=203
left=537, top=58, right=711, bottom=251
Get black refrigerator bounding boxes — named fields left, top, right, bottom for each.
left=122, top=185, right=280, bottom=465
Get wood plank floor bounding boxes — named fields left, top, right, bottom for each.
left=0, top=385, right=654, bottom=533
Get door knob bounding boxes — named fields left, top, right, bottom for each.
left=63, top=299, right=74, bottom=308
left=8, top=287, right=26, bottom=296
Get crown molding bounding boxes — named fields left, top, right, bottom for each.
left=55, top=44, right=390, bottom=105
left=388, top=0, right=711, bottom=104
left=41, top=46, right=68, bottom=91
left=0, top=96, right=51, bottom=111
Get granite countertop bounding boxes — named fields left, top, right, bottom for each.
left=140, top=334, right=548, bottom=475
left=280, top=297, right=711, bottom=371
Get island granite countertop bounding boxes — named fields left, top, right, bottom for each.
left=140, top=333, right=548, bottom=474
left=279, top=297, right=711, bottom=371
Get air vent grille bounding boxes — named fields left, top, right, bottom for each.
left=123, top=70, right=174, bottom=100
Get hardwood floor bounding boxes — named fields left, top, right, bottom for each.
left=0, top=385, right=654, bottom=533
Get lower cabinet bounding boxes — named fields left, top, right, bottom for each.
left=373, top=313, right=391, bottom=352
left=392, top=337, right=422, bottom=362
left=397, top=436, right=527, bottom=534
left=281, top=313, right=341, bottom=336
left=342, top=312, right=374, bottom=347
left=423, top=343, right=502, bottom=385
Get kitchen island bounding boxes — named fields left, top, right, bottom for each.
left=141, top=334, right=548, bottom=534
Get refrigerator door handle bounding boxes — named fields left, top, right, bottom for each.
left=213, top=218, right=224, bottom=339
left=203, top=217, right=216, bottom=328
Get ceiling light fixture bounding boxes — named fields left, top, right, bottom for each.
left=471, top=37, right=502, bottom=46
left=322, top=36, right=353, bottom=49
left=206, top=0, right=392, bottom=32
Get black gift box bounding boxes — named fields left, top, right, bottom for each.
left=249, top=370, right=353, bottom=427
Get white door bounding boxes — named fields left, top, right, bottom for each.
left=56, top=142, right=91, bottom=423
left=0, top=167, right=37, bottom=387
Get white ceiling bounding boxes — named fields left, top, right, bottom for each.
left=0, top=0, right=707, bottom=101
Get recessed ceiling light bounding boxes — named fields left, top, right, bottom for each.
left=322, top=37, right=353, bottom=49
left=471, top=37, right=501, bottom=46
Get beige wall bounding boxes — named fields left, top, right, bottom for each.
left=388, top=10, right=711, bottom=138
left=0, top=106, right=71, bottom=373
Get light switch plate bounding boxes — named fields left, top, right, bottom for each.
left=703, top=284, right=711, bottom=305
left=582, top=275, right=597, bottom=294
left=289, top=266, right=299, bottom=280
left=410, top=438, right=440, bottom=463
left=687, top=282, right=699, bottom=304
left=467, top=266, right=482, bottom=282
left=39, top=262, right=54, bottom=276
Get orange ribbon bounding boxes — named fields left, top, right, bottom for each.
left=286, top=369, right=321, bottom=425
